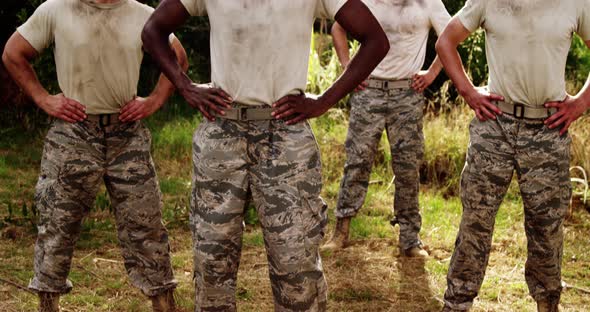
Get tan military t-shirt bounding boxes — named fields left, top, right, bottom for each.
left=18, top=0, right=166, bottom=114
left=458, top=0, right=590, bottom=107
left=364, top=0, right=451, bottom=80
left=180, top=0, right=347, bottom=106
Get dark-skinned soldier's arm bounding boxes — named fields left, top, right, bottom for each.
left=435, top=18, right=504, bottom=121
left=2, top=32, right=87, bottom=123
left=273, top=0, right=390, bottom=124
left=544, top=40, right=590, bottom=135
left=142, top=0, right=231, bottom=121
left=332, top=21, right=369, bottom=92
left=119, top=38, right=189, bottom=122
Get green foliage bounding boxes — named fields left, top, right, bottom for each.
left=567, top=35, right=590, bottom=89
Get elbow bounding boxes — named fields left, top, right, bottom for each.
left=141, top=22, right=157, bottom=54
left=331, top=23, right=340, bottom=38
left=2, top=49, right=10, bottom=68
left=435, top=37, right=448, bottom=55
left=376, top=33, right=390, bottom=60
left=435, top=39, right=442, bottom=54
left=2, top=47, right=17, bottom=70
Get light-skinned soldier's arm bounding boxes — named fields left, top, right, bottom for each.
left=272, top=0, right=389, bottom=124
left=435, top=17, right=504, bottom=121
left=544, top=40, right=590, bottom=135
left=411, top=55, right=443, bottom=93
left=2, top=32, right=87, bottom=123
left=331, top=21, right=369, bottom=92
left=119, top=38, right=189, bottom=122
left=142, top=0, right=232, bottom=122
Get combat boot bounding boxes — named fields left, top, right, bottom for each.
left=39, top=292, right=60, bottom=312
left=403, top=246, right=429, bottom=258
left=537, top=296, right=560, bottom=312
left=151, top=289, right=176, bottom=312
left=321, top=217, right=351, bottom=252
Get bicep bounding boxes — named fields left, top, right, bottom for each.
left=145, top=0, right=191, bottom=36
left=438, top=17, right=472, bottom=48
left=334, top=0, right=382, bottom=42
left=4, top=32, right=39, bottom=62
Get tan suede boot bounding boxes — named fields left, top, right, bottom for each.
left=321, top=217, right=351, bottom=252
left=39, top=292, right=60, bottom=312
left=403, top=246, right=429, bottom=258
left=151, top=289, right=177, bottom=312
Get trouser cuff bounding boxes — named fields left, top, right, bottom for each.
left=140, top=280, right=178, bottom=297
left=28, top=278, right=73, bottom=295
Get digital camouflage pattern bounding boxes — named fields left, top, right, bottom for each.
left=444, top=114, right=572, bottom=310
left=190, top=114, right=328, bottom=312
left=29, top=119, right=177, bottom=297
left=336, top=87, right=425, bottom=251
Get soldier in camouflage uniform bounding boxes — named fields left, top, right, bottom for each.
left=3, top=0, right=188, bottom=311
left=142, top=0, right=389, bottom=310
left=436, top=0, right=590, bottom=311
left=323, top=0, right=451, bottom=257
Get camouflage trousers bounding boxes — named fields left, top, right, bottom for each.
left=29, top=119, right=176, bottom=297
left=191, top=116, right=328, bottom=311
left=444, top=114, right=571, bottom=310
left=336, top=87, right=425, bottom=250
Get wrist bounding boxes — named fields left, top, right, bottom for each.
left=32, top=91, right=50, bottom=108
left=458, top=85, right=478, bottom=99
left=573, top=95, right=590, bottom=110
left=147, top=94, right=166, bottom=109
left=176, top=73, right=194, bottom=95
left=150, top=89, right=171, bottom=105
left=317, top=93, right=336, bottom=109
left=426, top=70, right=437, bottom=81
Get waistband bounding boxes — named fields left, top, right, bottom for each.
left=85, top=113, right=122, bottom=127
left=366, top=77, right=412, bottom=90
left=215, top=106, right=274, bottom=121
left=495, top=101, right=557, bottom=120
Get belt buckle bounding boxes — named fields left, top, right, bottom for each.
left=513, top=104, right=525, bottom=119
left=238, top=107, right=248, bottom=121
left=99, top=114, right=111, bottom=127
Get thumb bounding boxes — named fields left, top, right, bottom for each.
left=544, top=101, right=561, bottom=108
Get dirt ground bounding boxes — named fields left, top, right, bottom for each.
left=2, top=215, right=589, bottom=312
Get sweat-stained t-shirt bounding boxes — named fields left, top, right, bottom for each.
left=180, top=0, right=347, bottom=106
left=18, top=0, right=173, bottom=114
left=457, top=0, right=590, bottom=108
left=363, top=0, right=451, bottom=80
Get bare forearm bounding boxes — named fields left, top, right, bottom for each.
left=435, top=19, right=477, bottom=97
left=435, top=39, right=475, bottom=96
left=427, top=55, right=444, bottom=77
left=2, top=49, right=48, bottom=105
left=320, top=36, right=387, bottom=105
left=149, top=39, right=189, bottom=104
left=319, top=0, right=389, bottom=107
left=331, top=22, right=351, bottom=69
left=142, top=0, right=192, bottom=93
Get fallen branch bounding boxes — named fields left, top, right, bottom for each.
left=92, top=257, right=122, bottom=265
left=0, top=277, right=35, bottom=295
left=563, top=281, right=590, bottom=294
